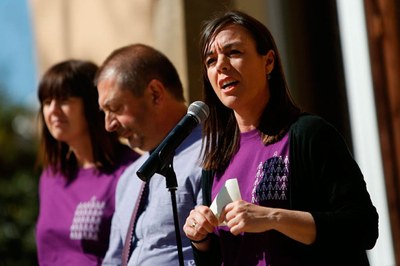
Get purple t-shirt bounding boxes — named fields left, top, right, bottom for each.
left=212, top=129, right=290, bottom=266
left=36, top=151, right=138, bottom=266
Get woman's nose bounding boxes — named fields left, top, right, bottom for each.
left=216, top=55, right=230, bottom=72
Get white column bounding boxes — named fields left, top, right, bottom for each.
left=336, top=0, right=395, bottom=265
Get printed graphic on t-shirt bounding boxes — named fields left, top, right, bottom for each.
left=252, top=152, right=289, bottom=205
left=70, top=196, right=105, bottom=240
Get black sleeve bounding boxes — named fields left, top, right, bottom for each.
left=290, top=115, right=379, bottom=250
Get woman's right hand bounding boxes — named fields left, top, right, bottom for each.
left=183, top=205, right=219, bottom=250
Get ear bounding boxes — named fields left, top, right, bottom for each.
left=265, top=50, right=275, bottom=75
left=146, top=79, right=165, bottom=105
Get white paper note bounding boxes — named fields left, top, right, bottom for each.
left=210, top=178, right=242, bottom=225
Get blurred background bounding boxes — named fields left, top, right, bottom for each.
left=0, top=0, right=398, bottom=265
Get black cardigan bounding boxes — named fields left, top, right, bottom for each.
left=194, top=115, right=379, bottom=266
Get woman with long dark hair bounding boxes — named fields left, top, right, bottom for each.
left=183, top=10, right=378, bottom=265
left=35, top=59, right=139, bottom=265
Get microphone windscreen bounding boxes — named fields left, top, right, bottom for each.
left=187, top=101, right=209, bottom=124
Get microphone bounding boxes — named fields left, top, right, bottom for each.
left=136, top=101, right=209, bottom=182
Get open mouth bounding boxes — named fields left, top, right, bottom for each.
left=221, top=80, right=239, bottom=90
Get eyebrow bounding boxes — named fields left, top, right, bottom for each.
left=205, top=41, right=242, bottom=57
left=99, top=97, right=113, bottom=112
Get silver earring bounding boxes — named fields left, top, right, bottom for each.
left=267, top=74, right=271, bottom=80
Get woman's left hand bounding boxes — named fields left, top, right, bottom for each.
left=220, top=200, right=275, bottom=235
left=220, top=200, right=317, bottom=245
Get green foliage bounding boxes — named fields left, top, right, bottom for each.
left=0, top=92, right=39, bottom=266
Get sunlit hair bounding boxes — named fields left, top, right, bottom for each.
left=95, top=43, right=184, bottom=102
left=200, top=10, right=301, bottom=172
left=37, top=59, right=126, bottom=181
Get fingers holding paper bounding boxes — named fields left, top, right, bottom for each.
left=220, top=200, right=274, bottom=236
left=183, top=205, right=218, bottom=242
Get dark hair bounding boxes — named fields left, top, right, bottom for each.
left=37, top=59, right=127, bottom=181
left=200, top=10, right=301, bottom=172
left=95, top=43, right=184, bottom=101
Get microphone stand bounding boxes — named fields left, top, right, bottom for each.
left=156, top=154, right=184, bottom=266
